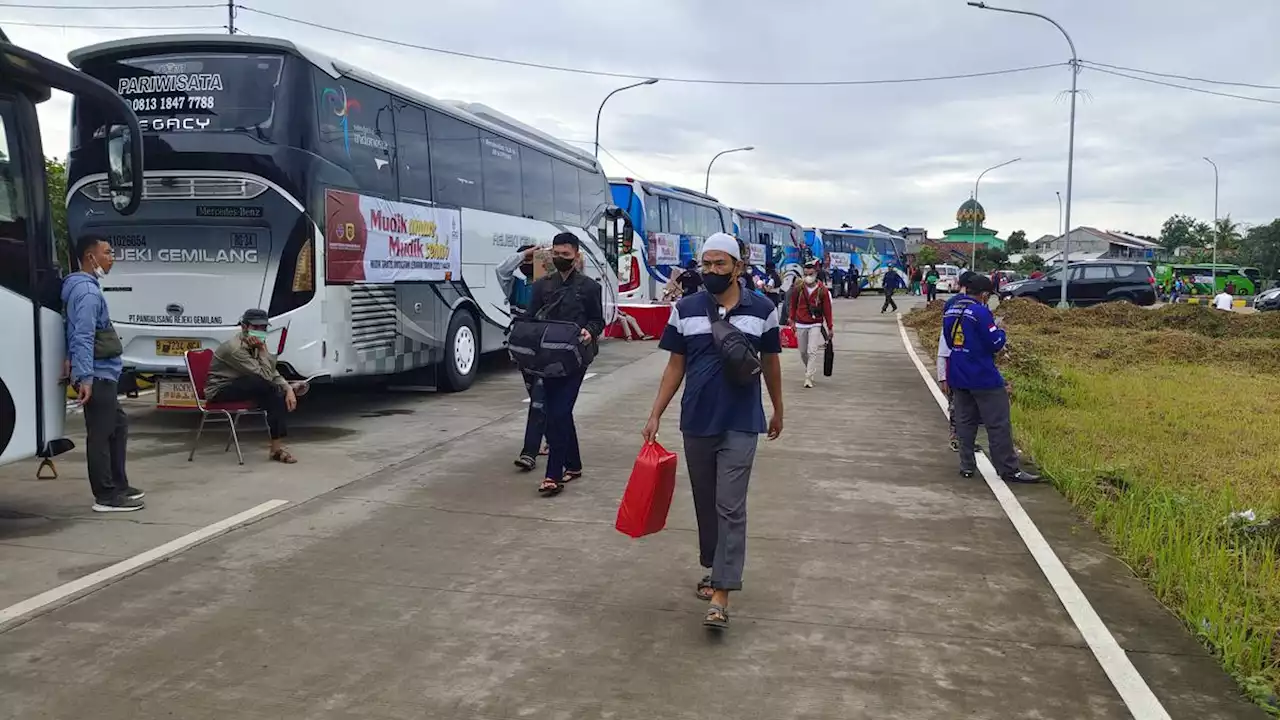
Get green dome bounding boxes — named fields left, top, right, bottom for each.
left=956, top=198, right=986, bottom=227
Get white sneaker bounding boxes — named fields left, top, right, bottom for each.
left=804, top=379, right=814, bottom=389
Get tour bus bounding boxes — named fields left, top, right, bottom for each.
left=1155, top=263, right=1257, bottom=296
left=732, top=208, right=806, bottom=290
left=66, top=34, right=623, bottom=405
left=609, top=178, right=732, bottom=302
left=805, top=227, right=907, bottom=291
left=0, top=29, right=143, bottom=468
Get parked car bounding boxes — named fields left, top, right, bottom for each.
left=998, top=260, right=1157, bottom=306
left=1256, top=286, right=1280, bottom=312
left=934, top=264, right=963, bottom=292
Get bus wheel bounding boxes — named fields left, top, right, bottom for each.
left=438, top=311, right=478, bottom=393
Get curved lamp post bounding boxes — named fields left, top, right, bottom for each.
left=593, top=79, right=658, bottom=159
left=705, top=146, right=754, bottom=194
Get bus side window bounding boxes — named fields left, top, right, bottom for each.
left=0, top=100, right=33, bottom=300
left=394, top=101, right=432, bottom=204
left=314, top=75, right=397, bottom=197
left=427, top=109, right=483, bottom=209
left=480, top=132, right=522, bottom=217
left=551, top=160, right=580, bottom=225
left=520, top=148, right=554, bottom=222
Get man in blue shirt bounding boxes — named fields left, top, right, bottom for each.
left=643, top=233, right=784, bottom=631
left=942, top=275, right=1040, bottom=484
left=881, top=267, right=904, bottom=313
left=63, top=235, right=145, bottom=512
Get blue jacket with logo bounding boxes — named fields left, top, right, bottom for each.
left=62, top=271, right=123, bottom=385
left=942, top=294, right=1006, bottom=390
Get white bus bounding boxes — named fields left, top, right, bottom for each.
left=609, top=178, right=733, bottom=303
left=0, top=28, right=143, bottom=467
left=66, top=34, right=622, bottom=406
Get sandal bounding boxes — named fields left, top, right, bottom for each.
left=563, top=469, right=583, bottom=483
left=270, top=448, right=297, bottom=464
left=695, top=575, right=714, bottom=602
left=514, top=454, right=536, bottom=471
left=538, top=478, right=564, bottom=496
left=703, top=604, right=729, bottom=630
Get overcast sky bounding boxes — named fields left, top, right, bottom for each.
left=10, top=0, right=1280, bottom=240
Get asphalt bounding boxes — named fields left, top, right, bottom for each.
left=0, top=295, right=1266, bottom=719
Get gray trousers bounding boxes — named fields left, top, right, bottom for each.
left=683, top=431, right=758, bottom=591
left=952, top=387, right=1020, bottom=478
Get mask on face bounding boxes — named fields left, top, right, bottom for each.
left=703, top=272, right=734, bottom=295
left=804, top=275, right=817, bottom=285
left=552, top=256, right=575, bottom=273
left=518, top=264, right=534, bottom=280
left=91, top=258, right=108, bottom=279
left=247, top=329, right=268, bottom=343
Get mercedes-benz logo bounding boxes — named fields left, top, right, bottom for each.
left=166, top=303, right=184, bottom=316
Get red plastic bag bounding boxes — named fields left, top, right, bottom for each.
left=781, top=325, right=798, bottom=349
left=615, top=441, right=679, bottom=538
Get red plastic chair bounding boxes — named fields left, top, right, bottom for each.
left=184, top=349, right=270, bottom=465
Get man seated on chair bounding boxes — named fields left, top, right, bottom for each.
left=205, top=308, right=304, bottom=464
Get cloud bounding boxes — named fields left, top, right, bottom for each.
left=12, top=0, right=1280, bottom=239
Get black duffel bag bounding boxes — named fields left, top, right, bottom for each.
left=508, top=291, right=589, bottom=378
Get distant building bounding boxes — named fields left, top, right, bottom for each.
left=1035, top=227, right=1169, bottom=263
left=940, top=197, right=1003, bottom=250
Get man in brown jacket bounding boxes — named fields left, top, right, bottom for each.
left=206, top=308, right=304, bottom=463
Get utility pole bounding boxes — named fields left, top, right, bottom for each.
left=227, top=0, right=235, bottom=34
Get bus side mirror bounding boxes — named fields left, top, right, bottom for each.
left=106, top=124, right=140, bottom=215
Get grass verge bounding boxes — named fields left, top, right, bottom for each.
left=905, top=299, right=1280, bottom=713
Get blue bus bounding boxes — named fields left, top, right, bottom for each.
left=732, top=208, right=806, bottom=291
left=609, top=178, right=732, bottom=302
left=806, top=227, right=907, bottom=290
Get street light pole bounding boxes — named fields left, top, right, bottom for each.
left=1056, top=191, right=1063, bottom=237
left=969, top=1, right=1078, bottom=308
left=593, top=79, right=658, bottom=160
left=705, top=146, right=755, bottom=194
left=1204, top=156, right=1219, bottom=294
left=971, top=157, right=1021, bottom=269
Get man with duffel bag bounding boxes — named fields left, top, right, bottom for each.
left=510, top=232, right=606, bottom=496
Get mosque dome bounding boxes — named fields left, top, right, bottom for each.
left=956, top=198, right=986, bottom=228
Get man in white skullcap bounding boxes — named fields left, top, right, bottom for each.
left=642, top=232, right=785, bottom=631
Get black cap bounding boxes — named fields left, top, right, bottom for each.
left=967, top=275, right=994, bottom=294
left=958, top=270, right=977, bottom=288
left=240, top=308, right=269, bottom=327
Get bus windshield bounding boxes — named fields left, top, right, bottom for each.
left=77, top=53, right=284, bottom=137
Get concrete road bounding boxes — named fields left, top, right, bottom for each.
left=0, top=296, right=1264, bottom=719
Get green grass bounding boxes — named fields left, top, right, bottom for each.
left=906, top=300, right=1280, bottom=713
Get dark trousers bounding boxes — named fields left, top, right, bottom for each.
left=521, top=372, right=546, bottom=458
left=211, top=375, right=288, bottom=439
left=82, top=379, right=130, bottom=502
left=684, top=431, right=758, bottom=590
left=881, top=287, right=898, bottom=312
left=926, top=283, right=938, bottom=302
left=953, top=387, right=1020, bottom=477
left=849, top=279, right=861, bottom=298
left=543, top=371, right=585, bottom=481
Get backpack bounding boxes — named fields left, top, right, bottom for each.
left=705, top=305, right=762, bottom=387
left=507, top=290, right=589, bottom=378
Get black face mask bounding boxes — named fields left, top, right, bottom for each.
left=519, top=264, right=534, bottom=279
left=703, top=272, right=734, bottom=295
left=552, top=256, right=575, bottom=273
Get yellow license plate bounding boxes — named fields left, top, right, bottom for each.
left=156, top=338, right=202, bottom=356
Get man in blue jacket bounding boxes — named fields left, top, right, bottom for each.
left=881, top=268, right=904, bottom=313
left=63, top=235, right=145, bottom=512
left=942, top=275, right=1040, bottom=484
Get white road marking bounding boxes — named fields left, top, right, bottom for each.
left=895, top=315, right=1171, bottom=720
left=522, top=372, right=597, bottom=403
left=0, top=499, right=289, bottom=628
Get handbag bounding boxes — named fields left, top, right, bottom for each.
left=822, top=327, right=834, bottom=377
left=705, top=305, right=762, bottom=387
left=615, top=441, right=679, bottom=538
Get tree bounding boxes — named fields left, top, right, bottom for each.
left=1208, top=216, right=1243, bottom=254
left=1239, top=219, right=1280, bottom=286
left=916, top=245, right=940, bottom=266
left=1015, top=253, right=1046, bottom=274
left=45, top=157, right=70, bottom=270
left=1160, top=214, right=1208, bottom=253
left=1006, top=230, right=1028, bottom=253
left=974, top=246, right=1009, bottom=271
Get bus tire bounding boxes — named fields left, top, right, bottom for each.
left=438, top=311, right=478, bottom=393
